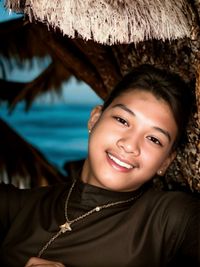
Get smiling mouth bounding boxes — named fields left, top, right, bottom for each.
left=107, top=153, right=134, bottom=169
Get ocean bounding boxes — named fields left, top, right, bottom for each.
left=1, top=99, right=101, bottom=175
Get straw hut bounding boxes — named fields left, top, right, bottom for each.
left=0, top=0, right=199, bottom=192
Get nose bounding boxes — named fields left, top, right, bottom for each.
left=117, top=134, right=140, bottom=156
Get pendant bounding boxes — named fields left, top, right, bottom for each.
left=60, top=222, right=72, bottom=233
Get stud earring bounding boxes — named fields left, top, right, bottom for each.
left=158, top=170, right=163, bottom=175
left=88, top=129, right=91, bottom=134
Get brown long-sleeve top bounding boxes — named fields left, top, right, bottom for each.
left=0, top=179, right=199, bottom=267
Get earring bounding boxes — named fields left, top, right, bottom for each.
left=88, top=129, right=91, bottom=134
left=158, top=170, right=163, bottom=175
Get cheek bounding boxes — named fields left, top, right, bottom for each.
left=141, top=145, right=169, bottom=168
left=91, top=122, right=117, bottom=143
left=88, top=125, right=106, bottom=154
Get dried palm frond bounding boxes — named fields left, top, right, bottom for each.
left=0, top=18, right=120, bottom=106
left=0, top=18, right=49, bottom=66
left=5, top=0, right=195, bottom=45
left=0, top=118, right=66, bottom=188
left=0, top=62, right=71, bottom=111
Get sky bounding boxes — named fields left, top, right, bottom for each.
left=0, top=1, right=102, bottom=105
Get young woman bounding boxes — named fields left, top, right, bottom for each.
left=0, top=64, right=199, bottom=267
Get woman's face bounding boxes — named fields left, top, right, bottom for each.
left=82, top=90, right=177, bottom=192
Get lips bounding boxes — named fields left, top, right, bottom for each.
left=107, top=152, right=134, bottom=170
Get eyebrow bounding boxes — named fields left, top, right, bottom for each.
left=112, top=103, right=172, bottom=142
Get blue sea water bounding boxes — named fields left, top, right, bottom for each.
left=1, top=98, right=101, bottom=174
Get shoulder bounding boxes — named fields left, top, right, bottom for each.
left=0, top=181, right=70, bottom=213
left=142, top=187, right=200, bottom=228
left=144, top=186, right=199, bottom=206
left=0, top=182, right=71, bottom=243
left=0, top=182, right=70, bottom=218
left=134, top=187, right=200, bottom=252
left=0, top=182, right=70, bottom=201
left=144, top=186, right=199, bottom=211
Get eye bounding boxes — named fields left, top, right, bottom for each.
left=114, top=116, right=129, bottom=126
left=147, top=136, right=163, bottom=146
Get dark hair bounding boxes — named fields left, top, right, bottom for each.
left=102, top=64, right=194, bottom=150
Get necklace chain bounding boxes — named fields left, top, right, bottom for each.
left=38, top=180, right=142, bottom=257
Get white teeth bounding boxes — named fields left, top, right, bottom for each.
left=108, top=153, right=133, bottom=169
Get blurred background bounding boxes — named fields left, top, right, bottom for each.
left=0, top=1, right=102, bottom=177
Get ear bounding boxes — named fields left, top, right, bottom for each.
left=157, top=151, right=176, bottom=176
left=88, top=105, right=103, bottom=131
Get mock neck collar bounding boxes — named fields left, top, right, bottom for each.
left=69, top=179, right=147, bottom=208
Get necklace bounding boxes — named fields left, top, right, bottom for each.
left=38, top=180, right=143, bottom=257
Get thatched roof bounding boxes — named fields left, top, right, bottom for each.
left=0, top=1, right=200, bottom=192
left=5, top=0, right=196, bottom=44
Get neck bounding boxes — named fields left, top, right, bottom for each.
left=80, top=158, right=90, bottom=184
